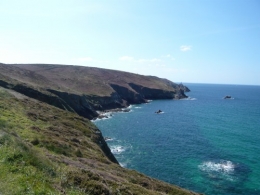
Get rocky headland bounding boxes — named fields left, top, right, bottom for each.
left=0, top=63, right=190, bottom=120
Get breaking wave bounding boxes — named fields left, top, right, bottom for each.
left=119, top=162, right=127, bottom=167
left=199, top=160, right=235, bottom=173
left=181, top=97, right=197, bottom=101
left=110, top=145, right=126, bottom=155
left=104, top=137, right=114, bottom=141
left=198, top=160, right=237, bottom=181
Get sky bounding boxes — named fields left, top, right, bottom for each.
left=0, top=0, right=260, bottom=85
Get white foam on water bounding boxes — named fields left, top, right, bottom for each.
left=102, top=112, right=113, bottom=117
left=91, top=116, right=112, bottom=122
left=110, top=145, right=126, bottom=155
left=145, top=100, right=153, bottom=104
left=199, top=160, right=235, bottom=173
left=104, top=137, right=114, bottom=141
left=199, top=160, right=237, bottom=182
left=223, top=97, right=235, bottom=100
left=119, top=162, right=127, bottom=167
left=181, top=97, right=197, bottom=101
left=92, top=111, right=113, bottom=122
left=157, top=112, right=164, bottom=114
left=120, top=109, right=133, bottom=113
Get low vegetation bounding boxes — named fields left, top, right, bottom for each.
left=0, top=87, right=199, bottom=194
left=0, top=63, right=189, bottom=120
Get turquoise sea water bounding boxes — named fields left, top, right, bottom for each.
left=93, top=84, right=260, bottom=195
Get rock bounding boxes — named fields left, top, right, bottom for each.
left=155, top=109, right=163, bottom=114
left=224, top=95, right=232, bottom=99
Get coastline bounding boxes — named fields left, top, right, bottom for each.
left=92, top=106, right=133, bottom=120
left=91, top=96, right=194, bottom=121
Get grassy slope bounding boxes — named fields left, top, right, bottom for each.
left=0, top=87, right=200, bottom=195
left=9, top=64, right=179, bottom=96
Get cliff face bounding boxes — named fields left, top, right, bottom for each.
left=0, top=63, right=189, bottom=120
left=47, top=89, right=99, bottom=119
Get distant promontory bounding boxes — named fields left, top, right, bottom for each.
left=0, top=63, right=190, bottom=120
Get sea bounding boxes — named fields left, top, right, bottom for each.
left=93, top=83, right=260, bottom=195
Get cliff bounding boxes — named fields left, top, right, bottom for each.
left=0, top=63, right=198, bottom=194
left=0, top=87, right=199, bottom=195
left=0, top=63, right=189, bottom=120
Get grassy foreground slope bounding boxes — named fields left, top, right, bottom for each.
left=0, top=87, right=199, bottom=195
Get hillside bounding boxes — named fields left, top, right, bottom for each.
left=0, top=63, right=189, bottom=119
left=0, top=63, right=198, bottom=194
left=0, top=87, right=199, bottom=195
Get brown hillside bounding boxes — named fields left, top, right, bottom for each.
left=0, top=63, right=189, bottom=119
left=9, top=63, right=184, bottom=96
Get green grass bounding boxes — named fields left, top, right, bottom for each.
left=0, top=88, right=200, bottom=195
left=0, top=132, right=56, bottom=194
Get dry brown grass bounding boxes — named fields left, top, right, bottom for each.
left=4, top=63, right=180, bottom=96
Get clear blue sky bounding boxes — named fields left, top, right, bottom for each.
left=1, top=0, right=260, bottom=85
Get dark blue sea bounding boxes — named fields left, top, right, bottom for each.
left=93, top=83, right=260, bottom=195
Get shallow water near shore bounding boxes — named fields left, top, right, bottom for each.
left=94, top=83, right=260, bottom=195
